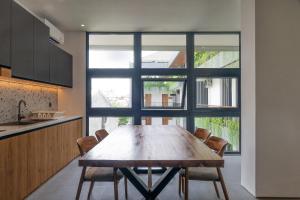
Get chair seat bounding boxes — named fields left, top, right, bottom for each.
left=180, top=167, right=219, bottom=181
left=84, top=167, right=123, bottom=181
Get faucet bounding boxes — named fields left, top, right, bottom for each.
left=17, top=100, right=27, bottom=122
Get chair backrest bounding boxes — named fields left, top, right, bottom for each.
left=204, top=136, right=228, bottom=157
left=77, top=136, right=98, bottom=156
left=194, top=128, right=211, bottom=142
left=95, top=129, right=109, bottom=142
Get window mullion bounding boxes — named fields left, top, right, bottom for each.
left=133, top=33, right=142, bottom=125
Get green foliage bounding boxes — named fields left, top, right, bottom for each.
left=118, top=117, right=130, bottom=126
left=194, top=51, right=218, bottom=66
left=195, top=117, right=239, bottom=151
left=144, top=81, right=178, bottom=93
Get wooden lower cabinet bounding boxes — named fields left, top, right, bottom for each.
left=0, top=119, right=82, bottom=200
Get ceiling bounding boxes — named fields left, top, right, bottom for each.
left=16, top=0, right=241, bottom=32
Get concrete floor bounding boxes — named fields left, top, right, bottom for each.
left=25, top=156, right=288, bottom=200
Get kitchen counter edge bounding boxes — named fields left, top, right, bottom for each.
left=0, top=116, right=82, bottom=140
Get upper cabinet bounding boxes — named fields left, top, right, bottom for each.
left=50, top=43, right=73, bottom=87
left=11, top=2, right=35, bottom=80
left=4, top=2, right=72, bottom=87
left=34, top=19, right=50, bottom=83
left=0, top=0, right=11, bottom=67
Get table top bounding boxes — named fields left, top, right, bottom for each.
left=79, top=125, right=224, bottom=168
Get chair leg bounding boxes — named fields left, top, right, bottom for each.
left=124, top=177, right=128, bottom=200
left=113, top=168, right=119, bottom=200
left=178, top=174, right=182, bottom=196
left=76, top=167, right=86, bottom=200
left=213, top=181, right=220, bottom=198
left=217, top=168, right=229, bottom=200
left=87, top=181, right=95, bottom=200
left=184, top=168, right=189, bottom=200
left=182, top=176, right=185, bottom=194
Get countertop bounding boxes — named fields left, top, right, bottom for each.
left=0, top=116, right=82, bottom=139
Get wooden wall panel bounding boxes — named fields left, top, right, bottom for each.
left=0, top=118, right=82, bottom=200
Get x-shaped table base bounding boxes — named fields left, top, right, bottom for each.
left=119, top=167, right=181, bottom=200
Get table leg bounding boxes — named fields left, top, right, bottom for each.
left=184, top=168, right=189, bottom=200
left=119, top=167, right=180, bottom=200
left=148, top=167, right=152, bottom=189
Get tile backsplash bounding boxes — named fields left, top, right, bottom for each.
left=0, top=80, right=58, bottom=123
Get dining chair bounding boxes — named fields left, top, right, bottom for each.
left=179, top=136, right=229, bottom=200
left=76, top=136, right=128, bottom=200
left=194, top=128, right=211, bottom=142
left=95, top=129, right=109, bottom=142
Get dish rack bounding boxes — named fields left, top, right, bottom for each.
left=30, top=111, right=65, bottom=120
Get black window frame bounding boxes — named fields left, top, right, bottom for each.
left=86, top=32, right=241, bottom=154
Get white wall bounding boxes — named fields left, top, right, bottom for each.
left=241, top=0, right=256, bottom=195
left=241, top=0, right=300, bottom=197
left=255, top=0, right=300, bottom=197
left=58, top=32, right=86, bottom=135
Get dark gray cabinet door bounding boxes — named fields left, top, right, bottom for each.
left=62, top=50, right=73, bottom=87
left=0, top=0, right=11, bottom=67
left=34, top=19, right=50, bottom=82
left=50, top=43, right=73, bottom=87
left=11, top=2, right=34, bottom=79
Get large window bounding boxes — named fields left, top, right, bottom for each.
left=87, top=33, right=241, bottom=153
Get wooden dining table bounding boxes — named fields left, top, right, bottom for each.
left=79, top=125, right=224, bottom=200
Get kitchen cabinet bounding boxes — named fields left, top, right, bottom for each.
left=11, top=2, right=35, bottom=80
left=50, top=43, right=73, bottom=87
left=0, top=0, right=11, bottom=67
left=10, top=1, right=73, bottom=87
left=0, top=118, right=82, bottom=200
left=34, top=18, right=50, bottom=82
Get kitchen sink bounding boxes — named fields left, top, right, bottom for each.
left=0, top=120, right=45, bottom=126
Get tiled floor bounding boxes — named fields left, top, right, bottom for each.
left=25, top=156, right=286, bottom=200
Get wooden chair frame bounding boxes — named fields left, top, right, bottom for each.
left=95, top=129, right=109, bottom=142
left=194, top=128, right=211, bottom=142
left=179, top=136, right=229, bottom=200
left=76, top=136, right=128, bottom=200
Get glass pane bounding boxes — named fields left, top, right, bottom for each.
left=196, top=77, right=238, bottom=108
left=194, top=34, right=239, bottom=68
left=195, top=117, right=240, bottom=152
left=143, top=81, right=186, bottom=108
left=89, top=34, right=134, bottom=68
left=89, top=117, right=133, bottom=136
left=142, top=35, right=186, bottom=68
left=91, top=78, right=132, bottom=108
left=142, top=117, right=186, bottom=128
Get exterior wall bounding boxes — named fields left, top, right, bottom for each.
left=208, top=79, right=221, bottom=106
left=232, top=78, right=237, bottom=106
left=58, top=32, right=86, bottom=135
left=255, top=0, right=300, bottom=197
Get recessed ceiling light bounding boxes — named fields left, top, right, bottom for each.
left=81, top=24, right=85, bottom=27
